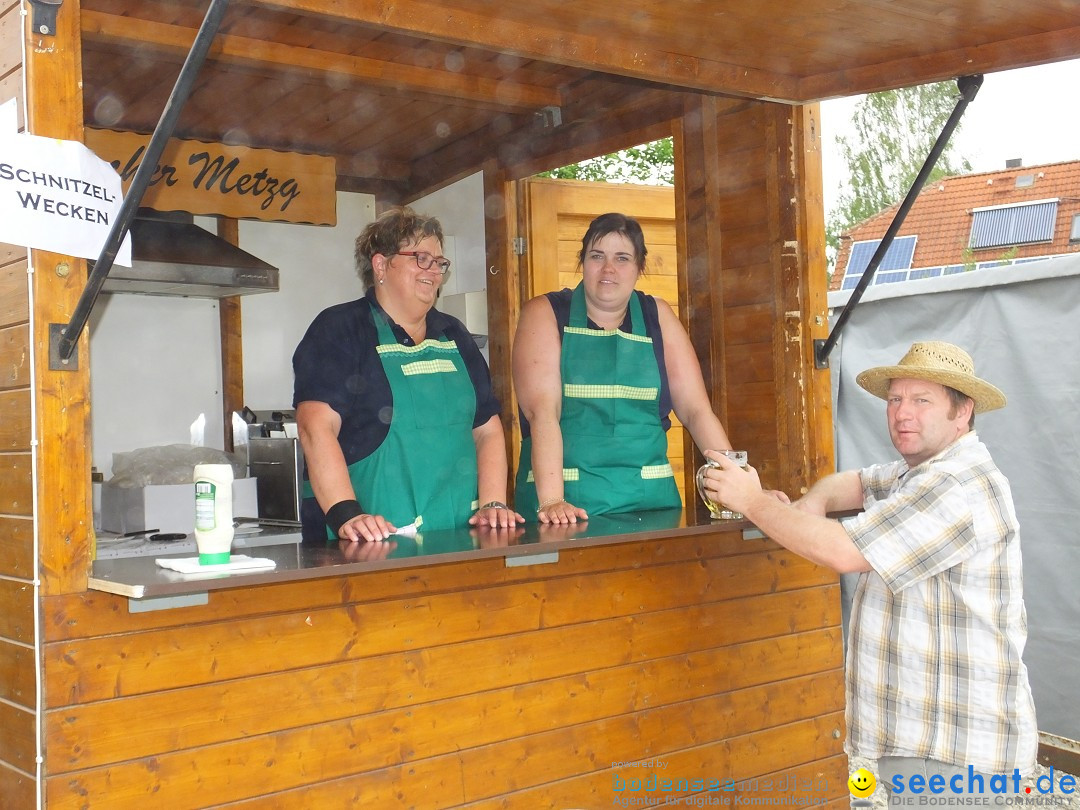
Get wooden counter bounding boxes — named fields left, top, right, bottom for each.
left=42, top=513, right=848, bottom=808
left=89, top=510, right=750, bottom=598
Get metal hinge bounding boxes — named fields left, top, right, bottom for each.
left=513, top=237, right=527, bottom=256
left=28, top=0, right=63, bottom=36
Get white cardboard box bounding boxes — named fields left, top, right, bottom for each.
left=100, top=478, right=258, bottom=534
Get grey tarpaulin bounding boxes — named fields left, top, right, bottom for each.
left=826, top=253, right=1080, bottom=742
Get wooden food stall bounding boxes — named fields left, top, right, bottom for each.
left=2, top=1, right=1079, bottom=806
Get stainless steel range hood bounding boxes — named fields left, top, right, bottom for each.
left=99, top=214, right=279, bottom=298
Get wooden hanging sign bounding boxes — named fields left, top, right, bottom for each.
left=84, top=128, right=337, bottom=225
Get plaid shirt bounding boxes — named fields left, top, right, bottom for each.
left=843, top=431, right=1038, bottom=775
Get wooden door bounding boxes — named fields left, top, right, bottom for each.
left=518, top=177, right=687, bottom=503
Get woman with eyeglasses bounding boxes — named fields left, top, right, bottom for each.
left=293, top=206, right=522, bottom=543
left=513, top=212, right=735, bottom=524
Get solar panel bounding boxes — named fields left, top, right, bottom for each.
left=968, top=201, right=1057, bottom=249
left=843, top=234, right=918, bottom=286
left=909, top=267, right=942, bottom=280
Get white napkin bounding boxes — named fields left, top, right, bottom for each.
left=155, top=555, right=276, bottom=574
left=392, top=516, right=423, bottom=537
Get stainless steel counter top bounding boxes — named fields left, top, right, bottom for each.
left=94, top=524, right=302, bottom=559
left=88, top=509, right=762, bottom=600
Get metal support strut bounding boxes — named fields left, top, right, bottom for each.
left=52, top=0, right=231, bottom=368
left=813, top=74, right=983, bottom=370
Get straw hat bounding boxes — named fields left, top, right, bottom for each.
left=856, top=341, right=1006, bottom=414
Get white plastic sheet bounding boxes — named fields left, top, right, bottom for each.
left=829, top=254, right=1080, bottom=741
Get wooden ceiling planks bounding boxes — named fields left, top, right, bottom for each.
left=77, top=0, right=1080, bottom=193
left=798, top=24, right=1080, bottom=101
left=82, top=11, right=563, bottom=112
left=250, top=0, right=803, bottom=99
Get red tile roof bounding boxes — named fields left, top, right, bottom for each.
left=830, top=159, right=1080, bottom=290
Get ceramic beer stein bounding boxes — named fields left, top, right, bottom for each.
left=694, top=450, right=748, bottom=519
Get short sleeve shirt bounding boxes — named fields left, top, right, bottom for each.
left=842, top=432, right=1037, bottom=775
left=292, top=288, right=501, bottom=467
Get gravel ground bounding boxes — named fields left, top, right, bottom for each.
left=848, top=757, right=1080, bottom=808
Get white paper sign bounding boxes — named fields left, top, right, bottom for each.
left=0, top=132, right=131, bottom=266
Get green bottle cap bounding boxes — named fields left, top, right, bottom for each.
left=199, top=551, right=232, bottom=566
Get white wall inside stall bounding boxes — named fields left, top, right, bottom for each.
left=88, top=177, right=490, bottom=479
left=416, top=172, right=491, bottom=354
left=88, top=294, right=225, bottom=476
left=414, top=172, right=488, bottom=298
left=89, top=191, right=376, bottom=477
left=238, top=192, right=376, bottom=409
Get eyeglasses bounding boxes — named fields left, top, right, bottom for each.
left=394, top=251, right=451, bottom=275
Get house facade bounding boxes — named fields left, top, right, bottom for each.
left=831, top=159, right=1080, bottom=291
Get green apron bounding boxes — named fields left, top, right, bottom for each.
left=515, top=283, right=681, bottom=517
left=317, top=303, right=479, bottom=537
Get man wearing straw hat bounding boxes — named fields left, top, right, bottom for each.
left=700, top=341, right=1037, bottom=800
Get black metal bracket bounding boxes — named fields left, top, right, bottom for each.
left=49, top=323, right=78, bottom=370
left=51, top=0, right=231, bottom=370
left=813, top=74, right=983, bottom=370
left=28, top=0, right=63, bottom=36
left=812, top=337, right=829, bottom=370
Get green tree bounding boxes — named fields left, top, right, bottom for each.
left=827, top=81, right=972, bottom=271
left=539, top=138, right=674, bottom=185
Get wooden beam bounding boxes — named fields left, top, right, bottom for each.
left=217, top=219, right=244, bottom=454
left=410, top=85, right=692, bottom=193
left=495, top=91, right=687, bottom=181
left=798, top=25, right=1080, bottom=101
left=81, top=10, right=562, bottom=112
left=253, top=0, right=801, bottom=102
left=673, top=96, right=725, bottom=521
left=794, top=104, right=836, bottom=489
left=769, top=103, right=833, bottom=495
left=335, top=174, right=410, bottom=201
left=335, top=153, right=411, bottom=185
left=481, top=163, right=519, bottom=492
left=25, top=0, right=92, bottom=594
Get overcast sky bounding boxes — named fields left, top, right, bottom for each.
left=820, top=57, right=1080, bottom=218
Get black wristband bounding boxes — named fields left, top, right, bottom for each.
left=325, top=499, right=364, bottom=537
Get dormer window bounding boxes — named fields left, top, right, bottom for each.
left=969, top=199, right=1058, bottom=249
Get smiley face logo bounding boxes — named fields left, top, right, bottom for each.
left=848, top=768, right=876, bottom=798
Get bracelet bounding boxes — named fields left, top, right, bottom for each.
left=479, top=501, right=508, bottom=510
left=325, top=499, right=364, bottom=537
left=537, top=497, right=565, bottom=513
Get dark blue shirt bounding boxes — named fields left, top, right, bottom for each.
left=292, top=288, right=500, bottom=535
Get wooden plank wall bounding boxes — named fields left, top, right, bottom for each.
left=0, top=244, right=36, bottom=808
left=676, top=96, right=830, bottom=506
left=40, top=530, right=846, bottom=807
left=1, top=2, right=38, bottom=805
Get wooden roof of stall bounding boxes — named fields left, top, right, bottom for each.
left=79, top=0, right=1080, bottom=195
